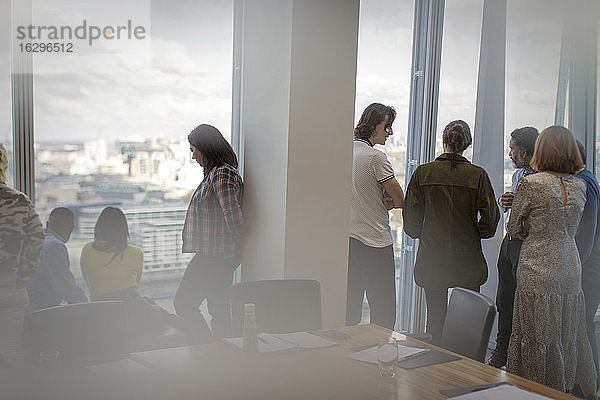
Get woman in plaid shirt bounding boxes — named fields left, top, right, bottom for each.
left=175, top=124, right=244, bottom=338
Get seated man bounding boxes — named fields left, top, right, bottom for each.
left=26, top=207, right=88, bottom=312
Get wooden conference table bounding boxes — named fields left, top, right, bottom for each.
left=1, top=324, right=575, bottom=400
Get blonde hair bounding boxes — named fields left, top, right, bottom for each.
left=0, top=143, right=8, bottom=183
left=530, top=126, right=583, bottom=174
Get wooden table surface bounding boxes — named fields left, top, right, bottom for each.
left=0, top=324, right=578, bottom=400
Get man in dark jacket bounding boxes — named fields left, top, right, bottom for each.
left=487, top=127, right=538, bottom=368
left=574, top=140, right=600, bottom=377
left=403, top=120, right=500, bottom=345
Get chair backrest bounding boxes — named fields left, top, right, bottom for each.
left=23, top=301, right=130, bottom=361
left=230, top=279, right=322, bottom=336
left=441, top=288, right=496, bottom=362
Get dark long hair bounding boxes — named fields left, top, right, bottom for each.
left=92, top=206, right=130, bottom=266
left=188, top=124, right=238, bottom=176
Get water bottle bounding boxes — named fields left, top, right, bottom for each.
left=242, top=303, right=258, bottom=353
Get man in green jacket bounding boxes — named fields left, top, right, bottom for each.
left=403, top=120, right=500, bottom=344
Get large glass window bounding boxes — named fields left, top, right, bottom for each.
left=17, top=0, right=234, bottom=310
left=356, top=0, right=413, bottom=256
left=355, top=0, right=414, bottom=326
left=597, top=28, right=600, bottom=178
left=505, top=0, right=562, bottom=193
left=437, top=0, right=483, bottom=160
left=0, top=0, right=11, bottom=187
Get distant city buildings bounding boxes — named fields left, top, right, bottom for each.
left=33, top=137, right=201, bottom=279
left=28, top=136, right=523, bottom=267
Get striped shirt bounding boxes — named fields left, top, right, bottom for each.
left=182, top=164, right=244, bottom=259
left=0, top=182, right=45, bottom=285
left=350, top=139, right=395, bottom=248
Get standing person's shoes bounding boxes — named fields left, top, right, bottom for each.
left=486, top=348, right=507, bottom=368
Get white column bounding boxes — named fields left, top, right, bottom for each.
left=472, top=0, right=506, bottom=345
left=237, top=0, right=359, bottom=328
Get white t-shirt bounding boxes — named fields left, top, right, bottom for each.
left=350, top=139, right=395, bottom=248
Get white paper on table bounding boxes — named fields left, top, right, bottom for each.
left=449, top=385, right=553, bottom=399
left=346, top=344, right=428, bottom=364
left=223, top=333, right=297, bottom=353
left=270, top=332, right=337, bottom=348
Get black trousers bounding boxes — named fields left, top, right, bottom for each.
left=346, top=238, right=396, bottom=330
left=582, top=267, right=600, bottom=376
left=424, top=285, right=480, bottom=346
left=174, top=254, right=239, bottom=338
left=493, top=234, right=522, bottom=354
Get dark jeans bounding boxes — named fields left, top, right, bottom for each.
left=424, top=285, right=479, bottom=346
left=174, top=254, right=239, bottom=338
left=346, top=238, right=396, bottom=330
left=493, top=235, right=522, bottom=354
left=582, top=267, right=600, bottom=376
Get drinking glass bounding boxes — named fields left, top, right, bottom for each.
left=377, top=337, right=398, bottom=378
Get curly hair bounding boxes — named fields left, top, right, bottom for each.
left=442, top=120, right=472, bottom=153
left=354, top=103, right=396, bottom=140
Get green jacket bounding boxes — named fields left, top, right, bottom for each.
left=403, top=153, right=500, bottom=289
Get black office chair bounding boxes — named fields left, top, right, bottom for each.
left=23, top=301, right=130, bottom=362
left=230, top=279, right=322, bottom=336
left=441, top=287, right=496, bottom=362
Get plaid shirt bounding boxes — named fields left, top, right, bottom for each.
left=182, top=165, right=244, bottom=258
left=0, top=182, right=45, bottom=285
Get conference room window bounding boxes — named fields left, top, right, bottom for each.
left=12, top=0, right=235, bottom=310
left=0, top=0, right=11, bottom=187
left=597, top=28, right=600, bottom=178
left=354, top=0, right=414, bottom=326
left=505, top=0, right=562, bottom=194
left=436, top=0, right=483, bottom=162
left=355, top=0, right=413, bottom=257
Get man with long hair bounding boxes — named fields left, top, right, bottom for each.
left=346, top=103, right=404, bottom=330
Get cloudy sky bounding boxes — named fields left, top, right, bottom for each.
left=0, top=0, right=596, bottom=148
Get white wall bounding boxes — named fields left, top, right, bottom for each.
left=238, top=0, right=293, bottom=280
left=239, top=0, right=360, bottom=327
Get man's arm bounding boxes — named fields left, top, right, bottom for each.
left=498, top=191, right=514, bottom=211
left=402, top=171, right=424, bottom=239
left=477, top=172, right=500, bottom=239
left=381, top=177, right=404, bottom=209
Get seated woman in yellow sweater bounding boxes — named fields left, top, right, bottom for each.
left=81, top=206, right=175, bottom=333
left=80, top=206, right=144, bottom=300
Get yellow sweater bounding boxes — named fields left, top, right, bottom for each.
left=80, top=243, right=144, bottom=300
